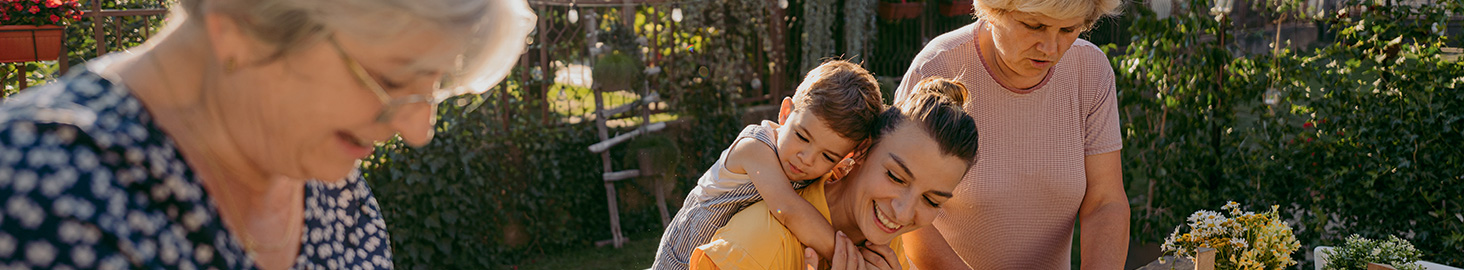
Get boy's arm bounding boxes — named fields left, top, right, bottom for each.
left=724, top=138, right=838, bottom=259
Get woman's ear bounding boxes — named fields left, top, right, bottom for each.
left=201, top=12, right=253, bottom=71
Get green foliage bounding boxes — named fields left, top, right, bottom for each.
left=0, top=0, right=83, bottom=26
left=361, top=89, right=610, bottom=269
left=1117, top=0, right=1464, bottom=267
left=1323, top=235, right=1424, bottom=270
left=365, top=3, right=753, bottom=268
left=593, top=50, right=642, bottom=91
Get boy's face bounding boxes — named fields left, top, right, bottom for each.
left=775, top=110, right=858, bottom=181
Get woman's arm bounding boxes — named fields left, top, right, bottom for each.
left=1078, top=151, right=1129, bottom=270
left=903, top=225, right=971, bottom=270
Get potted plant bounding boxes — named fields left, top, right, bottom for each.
left=1, top=0, right=83, bottom=63
left=878, top=0, right=925, bottom=21
left=938, top=0, right=973, bottom=17
left=1159, top=201, right=1302, bottom=270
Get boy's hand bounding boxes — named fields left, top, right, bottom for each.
left=803, top=232, right=899, bottom=270
left=858, top=243, right=901, bottom=270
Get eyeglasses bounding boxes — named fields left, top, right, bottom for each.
left=326, top=35, right=435, bottom=125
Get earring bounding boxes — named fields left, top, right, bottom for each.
left=224, top=58, right=239, bottom=73
left=828, top=158, right=856, bottom=182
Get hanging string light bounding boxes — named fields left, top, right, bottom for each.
left=671, top=7, right=683, bottom=22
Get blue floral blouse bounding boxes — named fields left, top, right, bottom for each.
left=0, top=59, right=393, bottom=269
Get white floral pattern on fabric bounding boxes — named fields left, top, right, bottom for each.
left=296, top=174, right=393, bottom=270
left=0, top=62, right=393, bottom=270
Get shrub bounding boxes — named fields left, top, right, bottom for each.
left=1117, top=0, right=1464, bottom=267
left=1322, top=235, right=1425, bottom=270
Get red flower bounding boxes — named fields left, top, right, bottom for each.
left=1303, top=122, right=1314, bottom=129
left=44, top=0, right=58, bottom=8
left=28, top=5, right=38, bottom=14
left=48, top=14, right=58, bottom=22
left=1305, top=137, right=1313, bottom=143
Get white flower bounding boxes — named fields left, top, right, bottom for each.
left=1229, top=238, right=1249, bottom=248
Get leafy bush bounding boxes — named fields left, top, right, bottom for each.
left=1323, top=235, right=1424, bottom=270
left=1117, top=0, right=1464, bottom=267
left=361, top=89, right=607, bottom=269
left=363, top=2, right=760, bottom=268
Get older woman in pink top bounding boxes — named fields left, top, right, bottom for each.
left=892, top=0, right=1128, bottom=269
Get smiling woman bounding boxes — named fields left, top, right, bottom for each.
left=687, top=78, right=978, bottom=270
left=0, top=1, right=534, bottom=269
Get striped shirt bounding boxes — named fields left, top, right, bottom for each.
left=652, top=121, right=813, bottom=270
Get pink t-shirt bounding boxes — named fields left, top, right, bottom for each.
left=893, top=20, right=1123, bottom=269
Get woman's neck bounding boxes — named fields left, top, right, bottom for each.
left=112, top=25, right=304, bottom=267
left=822, top=179, right=870, bottom=245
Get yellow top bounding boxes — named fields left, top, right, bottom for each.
left=689, top=180, right=912, bottom=270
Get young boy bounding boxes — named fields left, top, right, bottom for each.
left=652, top=60, right=885, bottom=270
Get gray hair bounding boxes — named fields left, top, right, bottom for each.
left=975, top=0, right=1124, bottom=28
left=175, top=0, right=536, bottom=98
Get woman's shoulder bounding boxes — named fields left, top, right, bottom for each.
left=696, top=201, right=801, bottom=268
left=912, top=23, right=981, bottom=68
left=0, top=70, right=253, bottom=269
left=1062, top=39, right=1116, bottom=77
left=1, top=67, right=161, bottom=153
left=299, top=171, right=393, bottom=269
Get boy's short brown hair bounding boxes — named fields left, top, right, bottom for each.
left=791, top=60, right=885, bottom=141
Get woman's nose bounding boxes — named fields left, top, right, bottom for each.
left=1036, top=31, right=1059, bottom=56
left=393, top=102, right=436, bottom=147
left=894, top=196, right=917, bottom=225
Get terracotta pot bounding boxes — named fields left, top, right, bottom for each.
left=940, top=0, right=974, bottom=17
left=878, top=1, right=926, bottom=21
left=0, top=25, right=65, bottom=63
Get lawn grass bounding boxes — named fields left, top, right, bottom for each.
left=514, top=230, right=664, bottom=270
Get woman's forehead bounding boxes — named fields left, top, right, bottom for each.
left=341, top=27, right=465, bottom=73
left=1009, top=11, right=1086, bottom=27
left=870, top=124, right=967, bottom=186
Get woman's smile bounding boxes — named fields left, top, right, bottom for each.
left=873, top=202, right=903, bottom=233
left=335, top=131, right=375, bottom=159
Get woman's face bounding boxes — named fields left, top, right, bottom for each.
left=986, top=11, right=1087, bottom=80
left=827, top=122, right=970, bottom=246
left=219, top=24, right=462, bottom=181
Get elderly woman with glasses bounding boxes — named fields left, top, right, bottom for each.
left=0, top=0, right=533, bottom=269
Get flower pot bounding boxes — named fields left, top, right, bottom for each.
left=939, top=0, right=974, bottom=17
left=0, top=25, right=65, bottom=63
left=878, top=1, right=926, bottom=21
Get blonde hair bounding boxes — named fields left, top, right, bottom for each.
left=974, top=0, right=1124, bottom=28
left=170, top=0, right=535, bottom=98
